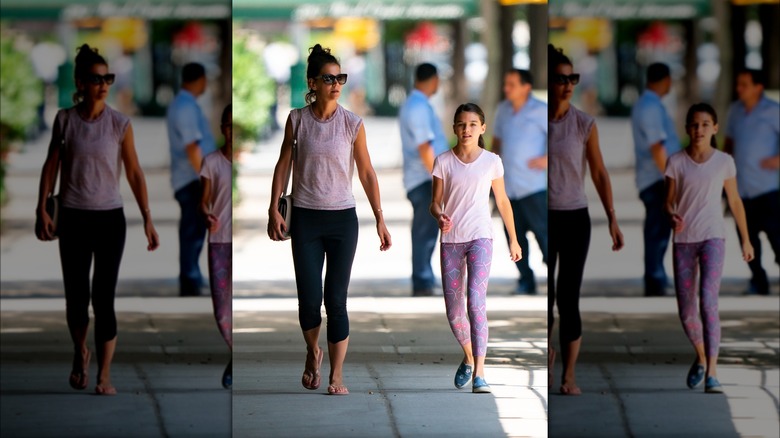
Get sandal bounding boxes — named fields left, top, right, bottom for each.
left=327, top=384, right=349, bottom=395
left=301, top=349, right=323, bottom=390
left=95, top=384, right=117, bottom=396
left=68, top=350, right=90, bottom=390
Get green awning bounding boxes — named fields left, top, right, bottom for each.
left=549, top=0, right=711, bottom=19
left=0, top=0, right=230, bottom=20
left=233, top=0, right=480, bottom=21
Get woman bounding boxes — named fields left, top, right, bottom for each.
left=665, top=103, right=754, bottom=393
left=35, top=44, right=160, bottom=395
left=200, top=104, right=233, bottom=389
left=430, top=103, right=522, bottom=393
left=547, top=44, right=624, bottom=395
left=268, top=44, right=392, bottom=395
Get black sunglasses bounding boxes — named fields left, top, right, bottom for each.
left=315, top=74, right=348, bottom=85
left=551, top=73, right=580, bottom=85
left=84, top=73, right=116, bottom=85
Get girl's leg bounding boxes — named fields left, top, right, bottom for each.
left=59, top=208, right=93, bottom=390
left=698, top=239, right=725, bottom=378
left=91, top=208, right=126, bottom=395
left=556, top=208, right=590, bottom=395
left=465, top=238, right=493, bottom=379
left=441, top=242, right=472, bottom=365
left=673, top=242, right=706, bottom=366
left=322, top=208, right=359, bottom=393
left=291, top=208, right=326, bottom=389
left=208, top=242, right=233, bottom=349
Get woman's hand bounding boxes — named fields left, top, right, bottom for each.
left=377, top=219, right=392, bottom=251
left=438, top=214, right=453, bottom=234
left=267, top=208, right=288, bottom=241
left=509, top=240, right=522, bottom=262
left=609, top=220, right=624, bottom=251
left=670, top=213, right=684, bottom=233
left=742, top=240, right=755, bottom=262
left=206, top=214, right=220, bottom=234
left=144, top=220, right=160, bottom=251
left=35, top=209, right=56, bottom=241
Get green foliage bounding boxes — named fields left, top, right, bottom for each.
left=232, top=31, right=275, bottom=150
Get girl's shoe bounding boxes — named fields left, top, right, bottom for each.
left=705, top=376, right=723, bottom=393
left=686, top=361, right=705, bottom=389
left=454, top=361, right=473, bottom=389
left=472, top=376, right=491, bottom=393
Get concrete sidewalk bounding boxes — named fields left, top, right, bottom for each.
left=1, top=297, right=231, bottom=438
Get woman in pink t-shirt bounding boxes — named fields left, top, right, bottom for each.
left=430, top=103, right=522, bottom=393
left=200, top=104, right=233, bottom=389
left=664, top=103, right=754, bottom=393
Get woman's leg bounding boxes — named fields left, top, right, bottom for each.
left=548, top=211, right=561, bottom=387
left=465, top=238, right=493, bottom=379
left=673, top=242, right=706, bottom=367
left=441, top=242, right=473, bottom=367
left=91, top=208, right=126, bottom=395
left=58, top=208, right=93, bottom=390
left=698, top=239, right=725, bottom=378
left=208, top=242, right=233, bottom=349
left=556, top=209, right=590, bottom=395
left=322, top=209, right=359, bottom=393
left=291, top=208, right=326, bottom=389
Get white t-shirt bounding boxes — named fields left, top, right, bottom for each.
left=664, top=149, right=737, bottom=243
left=200, top=151, right=232, bottom=243
left=432, top=149, right=504, bottom=244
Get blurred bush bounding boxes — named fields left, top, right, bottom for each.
left=0, top=29, right=43, bottom=207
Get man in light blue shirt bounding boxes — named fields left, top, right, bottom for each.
left=166, top=62, right=217, bottom=296
left=399, top=63, right=449, bottom=296
left=725, top=69, right=780, bottom=295
left=631, top=63, right=681, bottom=296
left=492, top=69, right=548, bottom=295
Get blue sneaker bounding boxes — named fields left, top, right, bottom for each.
left=454, top=361, right=473, bottom=389
left=705, top=376, right=723, bottom=393
left=686, top=362, right=705, bottom=389
left=472, top=376, right=491, bottom=393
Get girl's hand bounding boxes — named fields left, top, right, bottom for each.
left=145, top=220, right=160, bottom=251
left=206, top=214, right=220, bottom=233
left=35, top=209, right=56, bottom=241
left=609, top=220, right=624, bottom=251
left=742, top=240, right=755, bottom=262
left=671, top=213, right=684, bottom=233
left=267, top=209, right=288, bottom=241
left=438, top=214, right=453, bottom=234
left=509, top=240, right=522, bottom=262
left=376, top=220, right=392, bottom=251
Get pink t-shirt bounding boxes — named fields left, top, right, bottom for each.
left=200, top=151, right=232, bottom=243
left=664, top=149, right=737, bottom=243
left=432, top=149, right=504, bottom=244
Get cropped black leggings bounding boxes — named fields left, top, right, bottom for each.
left=548, top=208, right=591, bottom=345
left=291, top=207, right=358, bottom=344
left=58, top=207, right=126, bottom=344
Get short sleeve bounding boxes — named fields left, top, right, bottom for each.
left=172, top=104, right=203, bottom=147
left=664, top=155, right=676, bottom=179
left=725, top=103, right=737, bottom=139
left=638, top=104, right=667, bottom=147
left=492, top=104, right=506, bottom=140
left=404, top=104, right=434, bottom=147
left=491, top=153, right=504, bottom=180
left=200, top=154, right=214, bottom=179
left=431, top=155, right=443, bottom=179
left=725, top=154, right=737, bottom=179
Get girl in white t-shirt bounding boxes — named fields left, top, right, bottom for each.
left=430, top=103, right=522, bottom=393
left=664, top=103, right=754, bottom=394
left=200, top=104, right=233, bottom=389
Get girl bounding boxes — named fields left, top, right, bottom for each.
left=200, top=104, right=233, bottom=389
left=665, top=103, right=754, bottom=393
left=268, top=44, right=392, bottom=395
left=547, top=44, right=624, bottom=395
left=35, top=44, right=160, bottom=395
left=429, top=103, right=522, bottom=394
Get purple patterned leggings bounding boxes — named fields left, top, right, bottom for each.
left=208, top=242, right=232, bottom=349
left=440, top=238, right=493, bottom=357
left=672, top=239, right=725, bottom=359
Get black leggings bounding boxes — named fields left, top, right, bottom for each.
left=548, top=208, right=590, bottom=345
left=58, top=207, right=126, bottom=344
left=291, top=207, right=358, bottom=344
